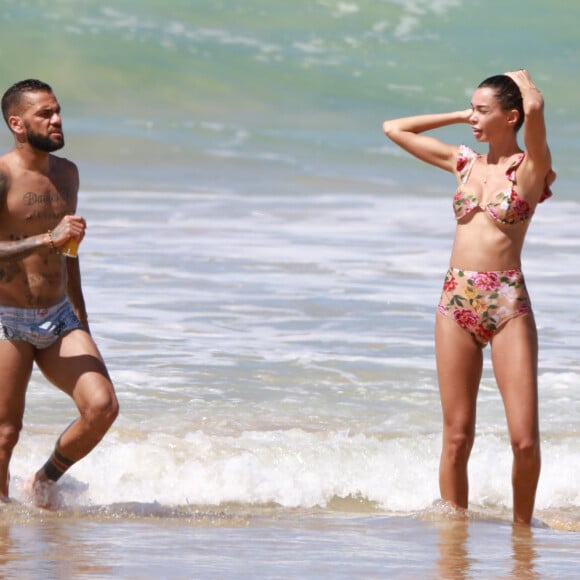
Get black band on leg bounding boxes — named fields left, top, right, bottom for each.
left=41, top=446, right=76, bottom=482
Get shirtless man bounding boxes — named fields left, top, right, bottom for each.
left=0, top=79, right=118, bottom=506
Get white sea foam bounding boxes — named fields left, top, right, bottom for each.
left=13, top=423, right=580, bottom=513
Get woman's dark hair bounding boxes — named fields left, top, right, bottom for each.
left=478, top=75, right=524, bottom=132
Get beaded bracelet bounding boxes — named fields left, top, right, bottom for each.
left=47, top=229, right=56, bottom=250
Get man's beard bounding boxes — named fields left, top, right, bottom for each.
left=24, top=124, right=65, bottom=152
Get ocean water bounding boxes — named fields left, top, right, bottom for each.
left=1, top=0, right=579, bottom=577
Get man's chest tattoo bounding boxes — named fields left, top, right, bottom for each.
left=22, top=190, right=70, bottom=221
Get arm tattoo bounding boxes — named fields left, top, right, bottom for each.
left=0, top=171, right=7, bottom=206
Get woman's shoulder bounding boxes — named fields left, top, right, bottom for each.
left=456, top=145, right=479, bottom=174
left=458, top=145, right=479, bottom=158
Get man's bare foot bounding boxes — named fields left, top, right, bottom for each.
left=24, top=476, right=61, bottom=510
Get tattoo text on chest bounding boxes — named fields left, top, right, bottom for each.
left=23, top=190, right=70, bottom=221
left=24, top=191, right=67, bottom=206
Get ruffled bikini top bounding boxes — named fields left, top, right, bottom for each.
left=453, top=145, right=552, bottom=225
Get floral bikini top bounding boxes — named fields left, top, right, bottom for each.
left=453, top=145, right=552, bottom=225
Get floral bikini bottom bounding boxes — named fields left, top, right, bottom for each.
left=437, top=267, right=532, bottom=346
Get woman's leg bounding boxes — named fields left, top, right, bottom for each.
left=435, top=313, right=484, bottom=510
left=491, top=313, right=540, bottom=525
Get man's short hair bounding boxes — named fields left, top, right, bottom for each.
left=1, top=79, right=53, bottom=126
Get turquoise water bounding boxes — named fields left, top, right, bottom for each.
left=1, top=1, right=579, bottom=577
left=2, top=0, right=579, bottom=194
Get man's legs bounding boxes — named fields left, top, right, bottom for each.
left=33, top=328, right=118, bottom=492
left=0, top=340, right=34, bottom=499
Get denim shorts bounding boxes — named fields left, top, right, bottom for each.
left=0, top=297, right=83, bottom=349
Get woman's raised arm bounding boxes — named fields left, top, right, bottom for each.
left=382, top=109, right=472, bottom=173
left=504, top=69, right=552, bottom=179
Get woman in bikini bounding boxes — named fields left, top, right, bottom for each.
left=382, top=69, right=554, bottom=525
